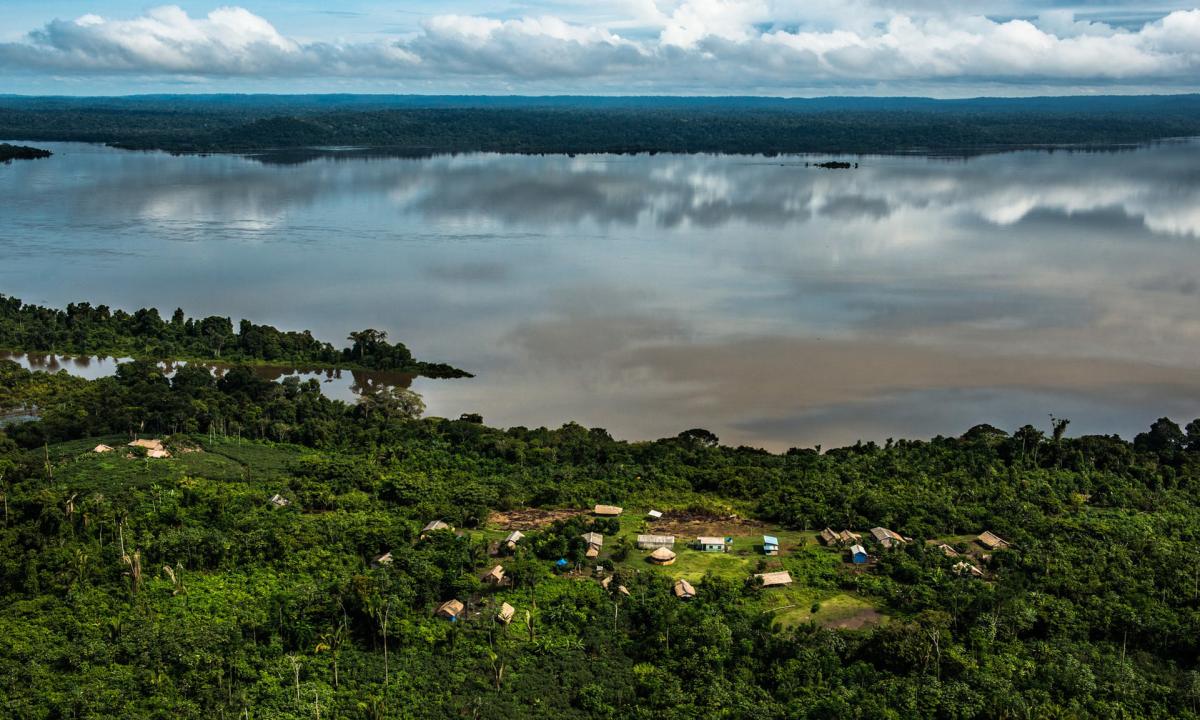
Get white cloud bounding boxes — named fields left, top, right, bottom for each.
left=2, top=4, right=1200, bottom=90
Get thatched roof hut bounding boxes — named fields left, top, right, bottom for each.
left=497, top=602, right=515, bottom=624
left=482, top=565, right=506, bottom=584
left=954, top=561, right=986, bottom=578
left=580, top=532, right=604, bottom=547
left=977, top=531, right=1010, bottom=550
left=601, top=575, right=613, bottom=590
left=617, top=585, right=631, bottom=597
left=422, top=520, right=452, bottom=533
left=92, top=444, right=114, bottom=454
left=870, top=527, right=907, bottom=549
left=648, top=547, right=677, bottom=565
left=436, top=599, right=464, bottom=620
left=146, top=449, right=171, bottom=459
left=937, top=543, right=959, bottom=558
left=674, top=579, right=696, bottom=599
left=503, top=530, right=524, bottom=549
left=374, top=551, right=393, bottom=566
left=128, top=438, right=164, bottom=451
left=756, top=571, right=793, bottom=587
left=593, top=504, right=623, bottom=516
left=819, top=527, right=839, bottom=545
left=269, top=494, right=290, bottom=508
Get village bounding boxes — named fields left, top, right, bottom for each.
left=89, top=437, right=1012, bottom=632
left=387, top=503, right=1012, bottom=631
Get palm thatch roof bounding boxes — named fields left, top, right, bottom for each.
left=92, top=444, right=114, bottom=453
left=674, top=579, right=696, bottom=599
left=977, top=531, right=1011, bottom=550
left=422, top=520, right=452, bottom=533
left=436, top=599, right=464, bottom=619
left=593, top=504, right=623, bottom=516
left=648, top=547, right=677, bottom=565
left=497, top=602, right=515, bottom=624
left=756, top=571, right=793, bottom=587
left=128, top=438, right=164, bottom=451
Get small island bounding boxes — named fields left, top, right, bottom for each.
left=0, top=294, right=472, bottom=378
left=0, top=143, right=52, bottom=164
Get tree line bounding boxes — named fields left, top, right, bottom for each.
left=0, top=294, right=471, bottom=378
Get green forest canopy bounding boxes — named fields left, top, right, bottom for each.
left=0, top=294, right=471, bottom=378
left=3, top=355, right=1200, bottom=718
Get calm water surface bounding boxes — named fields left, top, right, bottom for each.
left=2, top=141, right=1198, bottom=450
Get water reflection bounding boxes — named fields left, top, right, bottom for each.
left=0, top=351, right=412, bottom=404
left=1, top=141, right=1198, bottom=449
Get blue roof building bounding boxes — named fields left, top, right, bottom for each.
left=763, top=535, right=780, bottom=555
left=850, top=544, right=869, bottom=564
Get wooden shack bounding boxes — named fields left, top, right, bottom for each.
left=436, top=599, right=464, bottom=621
left=674, top=579, right=696, bottom=599
left=756, top=571, right=793, bottom=588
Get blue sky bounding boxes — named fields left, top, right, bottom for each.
left=2, top=1, right=1200, bottom=96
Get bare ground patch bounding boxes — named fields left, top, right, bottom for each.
left=487, top=508, right=584, bottom=530
left=820, top=608, right=884, bottom=630
left=654, top=510, right=767, bottom=537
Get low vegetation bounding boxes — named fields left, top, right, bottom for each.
left=0, top=143, right=51, bottom=163
left=3, top=355, right=1200, bottom=717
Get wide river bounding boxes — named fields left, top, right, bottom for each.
left=2, top=141, right=1199, bottom=450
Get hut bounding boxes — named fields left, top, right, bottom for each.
left=820, top=528, right=861, bottom=546
left=954, top=561, right=986, bottom=578
left=617, top=585, right=631, bottom=597
left=870, top=527, right=907, bottom=549
left=757, top=571, right=793, bottom=588
left=497, top=602, right=515, bottom=624
left=373, top=551, right=393, bottom=566
left=838, top=530, right=862, bottom=545
left=647, top=509, right=663, bottom=521
left=648, top=547, right=677, bottom=565
left=268, top=494, right=290, bottom=508
left=482, top=565, right=506, bottom=585
left=937, top=543, right=959, bottom=558
left=674, top=579, right=696, bottom=600
left=636, top=534, right=675, bottom=550
left=763, top=535, right=780, bottom=555
left=849, top=544, right=869, bottom=564
left=594, top=504, right=623, bottom=517
left=128, top=438, right=164, bottom=451
left=977, top=531, right=1011, bottom=551
left=436, top=599, right=464, bottom=621
left=422, top=520, right=452, bottom=534
left=146, top=449, right=171, bottom=459
left=819, top=527, right=839, bottom=546
left=696, top=536, right=729, bottom=552
left=503, top=530, right=524, bottom=550
left=581, top=532, right=604, bottom=558
left=92, top=444, right=114, bottom=454
left=601, top=575, right=613, bottom=590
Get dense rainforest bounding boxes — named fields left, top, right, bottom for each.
left=3, top=94, right=1200, bottom=156
left=3, top=354, right=1200, bottom=718
left=0, top=295, right=471, bottom=378
left=0, top=143, right=51, bottom=163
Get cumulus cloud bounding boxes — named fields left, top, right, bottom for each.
left=2, top=3, right=1200, bottom=89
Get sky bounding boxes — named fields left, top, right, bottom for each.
left=1, top=1, right=1200, bottom=96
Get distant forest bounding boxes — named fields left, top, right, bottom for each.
left=2, top=94, right=1200, bottom=156
left=0, top=143, right=51, bottom=163
left=0, top=295, right=471, bottom=378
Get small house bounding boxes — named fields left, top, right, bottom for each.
left=92, top=444, right=114, bottom=454
left=146, top=449, right=171, bottom=459
left=648, top=547, right=677, bottom=565
left=763, top=535, right=780, bottom=555
left=756, top=571, right=793, bottom=588
left=503, top=530, right=524, bottom=550
left=617, top=585, right=631, bottom=597
left=820, top=528, right=861, bottom=546
left=269, top=494, right=290, bottom=508
left=870, top=527, right=907, bottom=549
left=977, top=531, right=1010, bottom=551
left=937, top=543, right=959, bottom=558
left=647, top=509, right=663, bottom=521
left=601, top=575, right=613, bottom=590
left=838, top=530, right=863, bottom=545
left=128, top=438, right=164, bottom=451
left=436, top=599, right=464, bottom=621
left=482, top=565, right=506, bottom=585
left=422, top=520, right=452, bottom=534
left=954, top=561, right=986, bottom=578
left=594, top=504, right=623, bottom=517
left=819, top=528, right=839, bottom=546
left=636, top=534, right=675, bottom=550
left=696, top=536, right=729, bottom=552
left=373, top=551, right=393, bottom=566
left=674, top=579, right=696, bottom=600
left=497, top=602, right=515, bottom=624
left=581, top=532, right=604, bottom=558
left=849, top=544, right=869, bottom=564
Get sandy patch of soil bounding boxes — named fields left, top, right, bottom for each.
left=654, top=510, right=767, bottom=537
left=487, top=508, right=585, bottom=530
left=820, top=608, right=884, bottom=630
